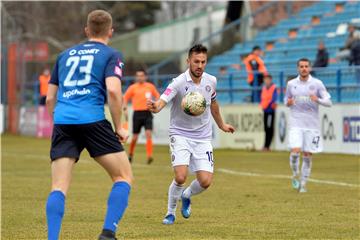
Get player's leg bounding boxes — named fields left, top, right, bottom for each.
left=181, top=141, right=214, bottom=218
left=81, top=120, right=132, bottom=239
left=263, top=111, right=270, bottom=150
left=300, top=129, right=322, bottom=193
left=128, top=134, right=138, bottom=163
left=163, top=136, right=190, bottom=225
left=46, top=124, right=82, bottom=240
left=129, top=112, right=142, bottom=162
left=46, top=157, right=76, bottom=240
left=144, top=112, right=154, bottom=164
left=288, top=128, right=303, bottom=189
left=299, top=152, right=312, bottom=193
left=163, top=165, right=188, bottom=224
left=95, top=152, right=133, bottom=238
left=267, top=111, right=275, bottom=149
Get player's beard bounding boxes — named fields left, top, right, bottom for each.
left=300, top=71, right=309, bottom=79
left=190, top=68, right=203, bottom=78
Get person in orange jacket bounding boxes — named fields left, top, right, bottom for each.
left=39, top=68, right=51, bottom=105
left=123, top=69, right=160, bottom=164
left=244, top=46, right=267, bottom=102
left=260, top=74, right=277, bottom=151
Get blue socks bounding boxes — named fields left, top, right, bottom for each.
left=103, top=181, right=131, bottom=233
left=45, top=182, right=130, bottom=239
left=46, top=191, right=65, bottom=240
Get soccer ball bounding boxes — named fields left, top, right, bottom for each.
left=181, top=91, right=206, bottom=116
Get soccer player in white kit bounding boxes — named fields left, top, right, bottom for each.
left=147, top=44, right=235, bottom=224
left=285, top=58, right=332, bottom=193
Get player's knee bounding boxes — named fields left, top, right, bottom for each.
left=112, top=174, right=133, bottom=186
left=303, top=152, right=312, bottom=157
left=174, top=175, right=187, bottom=185
left=145, top=131, right=152, bottom=139
left=291, top=148, right=301, bottom=154
left=132, top=135, right=139, bottom=142
left=198, top=178, right=212, bottom=189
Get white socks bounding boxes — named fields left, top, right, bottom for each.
left=289, top=152, right=300, bottom=177
left=167, top=180, right=184, bottom=215
left=182, top=179, right=205, bottom=199
left=301, top=156, right=312, bottom=186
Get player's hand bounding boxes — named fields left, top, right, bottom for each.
left=116, top=128, right=129, bottom=143
left=310, top=95, right=318, bottom=103
left=287, top=98, right=295, bottom=106
left=221, top=123, right=235, bottom=133
left=147, top=99, right=158, bottom=113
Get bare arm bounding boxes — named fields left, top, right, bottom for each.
left=210, top=100, right=235, bottom=133
left=106, top=76, right=128, bottom=142
left=46, top=84, right=58, bottom=119
left=147, top=98, right=167, bottom=113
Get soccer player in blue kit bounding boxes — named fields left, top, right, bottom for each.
left=45, top=10, right=132, bottom=240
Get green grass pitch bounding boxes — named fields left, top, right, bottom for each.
left=2, top=134, right=359, bottom=239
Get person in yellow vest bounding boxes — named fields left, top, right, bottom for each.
left=39, top=68, right=51, bottom=105
left=260, top=74, right=277, bottom=151
left=244, top=46, right=267, bottom=102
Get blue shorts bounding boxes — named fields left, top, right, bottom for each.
left=50, top=119, right=124, bottom=161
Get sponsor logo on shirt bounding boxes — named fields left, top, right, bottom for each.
left=114, top=66, right=122, bottom=77
left=63, top=88, right=91, bottom=98
left=164, top=88, right=172, bottom=96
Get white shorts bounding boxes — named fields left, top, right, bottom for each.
left=169, top=135, right=214, bottom=173
left=288, top=128, right=323, bottom=153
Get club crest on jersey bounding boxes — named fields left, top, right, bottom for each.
left=309, top=85, right=315, bottom=91
left=205, top=85, right=211, bottom=92
left=185, top=86, right=189, bottom=92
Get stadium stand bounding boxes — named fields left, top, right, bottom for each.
left=206, top=1, right=360, bottom=104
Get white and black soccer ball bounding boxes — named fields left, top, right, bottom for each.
left=181, top=91, right=206, bottom=116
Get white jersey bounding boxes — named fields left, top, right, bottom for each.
left=160, top=69, right=217, bottom=141
left=285, top=75, right=331, bottom=130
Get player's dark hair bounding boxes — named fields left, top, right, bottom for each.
left=252, top=45, right=261, bottom=52
left=297, top=58, right=311, bottom=66
left=264, top=74, right=272, bottom=79
left=188, top=44, right=207, bottom=57
left=87, top=10, right=112, bottom=38
left=135, top=68, right=148, bottom=75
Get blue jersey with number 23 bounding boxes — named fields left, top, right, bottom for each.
left=50, top=41, right=124, bottom=124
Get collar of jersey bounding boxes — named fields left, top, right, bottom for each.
left=86, top=40, right=106, bottom=46
left=296, top=74, right=313, bottom=83
left=185, top=69, right=204, bottom=83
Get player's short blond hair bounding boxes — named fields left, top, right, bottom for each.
left=87, top=10, right=112, bottom=38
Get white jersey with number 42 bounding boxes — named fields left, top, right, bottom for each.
left=285, top=75, right=331, bottom=130
left=160, top=69, right=217, bottom=141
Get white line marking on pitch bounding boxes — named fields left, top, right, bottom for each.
left=217, top=168, right=360, bottom=188
left=4, top=152, right=358, bottom=188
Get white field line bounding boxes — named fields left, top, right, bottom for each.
left=217, top=168, right=360, bottom=188
left=3, top=152, right=359, bottom=188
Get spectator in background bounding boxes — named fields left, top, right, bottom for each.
left=219, top=66, right=228, bottom=76
left=260, top=74, right=277, bottom=151
left=244, top=46, right=267, bottom=102
left=313, top=41, right=329, bottom=68
left=350, top=39, right=360, bottom=66
left=336, top=24, right=360, bottom=62
left=350, top=39, right=360, bottom=83
left=38, top=67, right=51, bottom=105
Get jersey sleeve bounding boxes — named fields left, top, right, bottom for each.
left=211, top=77, right=217, bottom=102
left=105, top=51, right=124, bottom=80
left=318, top=81, right=331, bottom=99
left=160, top=78, right=180, bottom=103
left=284, top=82, right=292, bottom=104
left=49, top=57, right=59, bottom=85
